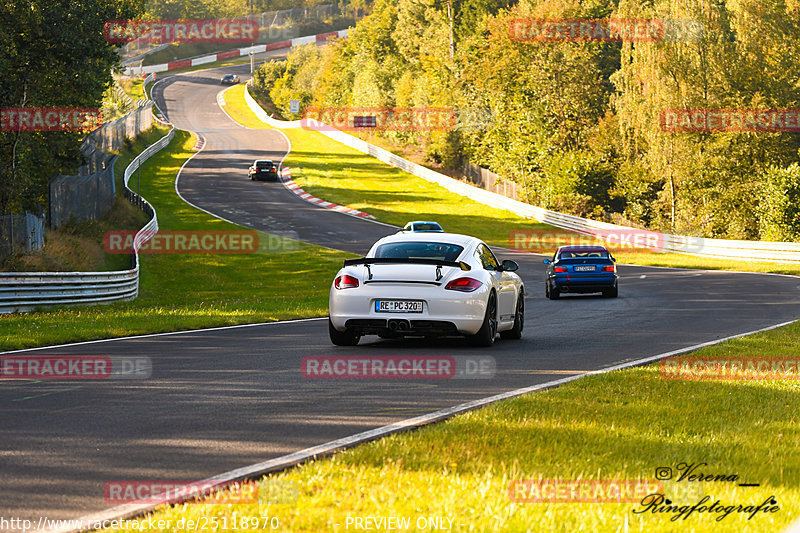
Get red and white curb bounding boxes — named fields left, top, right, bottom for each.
left=192, top=134, right=205, bottom=151
left=279, top=167, right=375, bottom=219
left=126, top=30, right=348, bottom=76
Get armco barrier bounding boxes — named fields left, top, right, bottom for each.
left=243, top=85, right=800, bottom=263
left=125, top=29, right=348, bottom=76
left=0, top=126, right=173, bottom=314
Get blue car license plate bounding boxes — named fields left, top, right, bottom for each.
left=573, top=265, right=596, bottom=272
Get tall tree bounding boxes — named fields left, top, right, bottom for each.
left=0, top=0, right=144, bottom=215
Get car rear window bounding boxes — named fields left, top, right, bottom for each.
left=375, top=242, right=464, bottom=262
left=256, top=161, right=274, bottom=169
left=558, top=251, right=610, bottom=260
left=412, top=223, right=442, bottom=231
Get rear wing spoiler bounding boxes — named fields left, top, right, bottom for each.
left=343, top=257, right=471, bottom=271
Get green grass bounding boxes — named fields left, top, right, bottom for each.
left=116, top=77, right=145, bottom=101
left=220, top=84, right=800, bottom=276
left=0, top=129, right=353, bottom=351
left=105, top=318, right=800, bottom=533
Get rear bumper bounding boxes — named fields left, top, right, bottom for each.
left=550, top=274, right=617, bottom=293
left=250, top=172, right=279, bottom=181
left=330, top=284, right=488, bottom=336
left=344, top=318, right=461, bottom=336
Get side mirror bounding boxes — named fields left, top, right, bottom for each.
left=500, top=259, right=519, bottom=272
left=542, top=258, right=550, bottom=265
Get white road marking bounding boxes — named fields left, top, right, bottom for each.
left=0, top=317, right=327, bottom=355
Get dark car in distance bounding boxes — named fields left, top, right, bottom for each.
left=248, top=159, right=279, bottom=181
left=220, top=74, right=240, bottom=85
left=544, top=245, right=618, bottom=299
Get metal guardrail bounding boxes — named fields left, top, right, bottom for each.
left=125, top=29, right=348, bottom=76
left=0, top=117, right=173, bottom=313
left=243, top=84, right=800, bottom=264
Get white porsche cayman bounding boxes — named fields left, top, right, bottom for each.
left=329, top=232, right=524, bottom=346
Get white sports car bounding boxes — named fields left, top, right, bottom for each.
left=329, top=232, right=525, bottom=346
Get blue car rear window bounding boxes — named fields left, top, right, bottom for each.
left=559, top=252, right=610, bottom=260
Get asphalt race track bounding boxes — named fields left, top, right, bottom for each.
left=3, top=64, right=800, bottom=527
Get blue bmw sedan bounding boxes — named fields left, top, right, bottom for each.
left=544, top=245, right=618, bottom=299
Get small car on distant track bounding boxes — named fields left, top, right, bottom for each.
left=329, top=232, right=524, bottom=346
left=220, top=74, right=240, bottom=85
left=248, top=159, right=278, bottom=181
left=544, top=245, right=618, bottom=299
left=399, top=221, right=444, bottom=233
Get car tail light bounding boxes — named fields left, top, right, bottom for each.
left=334, top=275, right=359, bottom=289
left=445, top=277, right=483, bottom=292
left=602, top=265, right=616, bottom=272
left=554, top=266, right=567, bottom=273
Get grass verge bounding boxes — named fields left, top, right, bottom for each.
left=222, top=84, right=800, bottom=276
left=116, top=76, right=146, bottom=101
left=0, top=126, right=172, bottom=274
left=0, top=128, right=353, bottom=351
left=106, top=319, right=800, bottom=533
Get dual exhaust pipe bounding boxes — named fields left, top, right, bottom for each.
left=387, top=319, right=410, bottom=331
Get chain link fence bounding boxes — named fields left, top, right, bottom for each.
left=87, top=101, right=154, bottom=153
left=48, top=101, right=154, bottom=229
left=463, top=162, right=520, bottom=201
left=252, top=3, right=339, bottom=29
left=48, top=158, right=117, bottom=229
left=0, top=213, right=45, bottom=258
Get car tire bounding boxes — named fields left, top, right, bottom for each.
left=546, top=283, right=560, bottom=300
left=468, top=292, right=497, bottom=347
left=603, top=285, right=618, bottom=298
left=329, top=318, right=360, bottom=346
left=500, top=291, right=524, bottom=340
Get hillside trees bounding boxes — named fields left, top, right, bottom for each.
left=612, top=0, right=800, bottom=236
left=250, top=0, right=800, bottom=239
